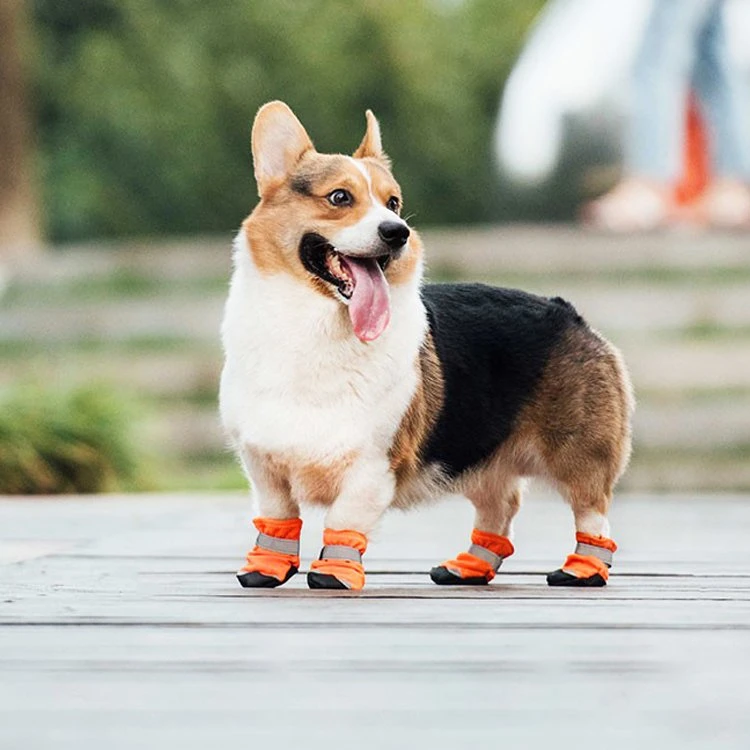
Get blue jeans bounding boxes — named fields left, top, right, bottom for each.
left=628, top=0, right=750, bottom=180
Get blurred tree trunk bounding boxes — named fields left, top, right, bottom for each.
left=0, top=0, right=40, bottom=257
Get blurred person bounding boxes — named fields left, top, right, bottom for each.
left=584, top=0, right=750, bottom=231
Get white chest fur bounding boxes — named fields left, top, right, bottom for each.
left=219, top=233, right=427, bottom=465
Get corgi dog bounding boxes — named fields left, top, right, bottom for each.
left=219, top=101, right=634, bottom=591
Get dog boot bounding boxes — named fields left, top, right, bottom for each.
left=237, top=516, right=303, bottom=588
left=430, top=529, right=514, bottom=585
left=307, top=528, right=367, bottom=590
left=547, top=532, right=617, bottom=587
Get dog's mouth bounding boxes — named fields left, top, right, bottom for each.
left=300, top=232, right=392, bottom=343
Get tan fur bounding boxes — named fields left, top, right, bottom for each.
left=244, top=149, right=419, bottom=293
left=389, top=332, right=445, bottom=486
left=252, top=101, right=314, bottom=197
left=293, top=453, right=357, bottom=507
left=353, top=109, right=387, bottom=163
left=244, top=446, right=357, bottom=510
left=242, top=447, right=296, bottom=518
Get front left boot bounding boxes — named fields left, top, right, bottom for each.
left=307, top=528, right=367, bottom=590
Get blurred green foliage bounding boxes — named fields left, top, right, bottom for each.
left=0, top=384, right=145, bottom=493
left=31, top=0, right=544, bottom=242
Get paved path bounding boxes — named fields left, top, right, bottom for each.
left=2, top=491, right=749, bottom=749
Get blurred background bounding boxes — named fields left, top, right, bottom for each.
left=1, top=0, right=749, bottom=495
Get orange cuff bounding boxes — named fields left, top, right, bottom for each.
left=471, top=529, right=515, bottom=559
left=239, top=516, right=303, bottom=582
left=562, top=532, right=618, bottom=581
left=561, top=553, right=609, bottom=580
left=576, top=532, right=617, bottom=553
left=309, top=528, right=367, bottom=590
left=254, top=516, right=303, bottom=540
left=440, top=530, right=514, bottom=582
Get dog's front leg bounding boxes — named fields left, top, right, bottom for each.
left=236, top=446, right=302, bottom=589
left=307, top=455, right=395, bottom=591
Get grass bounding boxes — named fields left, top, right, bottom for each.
left=636, top=386, right=750, bottom=404
left=0, top=384, right=150, bottom=494
left=428, top=264, right=750, bottom=287
left=633, top=443, right=750, bottom=462
left=622, top=446, right=750, bottom=492
left=0, top=335, right=218, bottom=361
left=159, top=454, right=246, bottom=492
left=1, top=269, right=228, bottom=308
left=663, top=321, right=750, bottom=342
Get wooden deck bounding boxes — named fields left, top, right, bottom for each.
left=2, top=491, right=749, bottom=749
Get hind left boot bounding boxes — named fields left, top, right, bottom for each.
left=547, top=532, right=617, bottom=587
left=430, top=529, right=514, bottom=585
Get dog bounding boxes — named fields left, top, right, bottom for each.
left=219, top=101, right=634, bottom=591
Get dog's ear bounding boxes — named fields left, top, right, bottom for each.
left=252, top=101, right=314, bottom=196
left=353, top=109, right=389, bottom=164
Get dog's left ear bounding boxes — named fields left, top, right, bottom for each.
left=353, top=110, right=389, bottom=164
left=252, top=101, right=315, bottom=197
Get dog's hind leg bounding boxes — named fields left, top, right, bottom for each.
left=532, top=335, right=632, bottom=587
left=430, top=474, right=521, bottom=586
left=236, top=447, right=302, bottom=589
left=547, top=477, right=618, bottom=587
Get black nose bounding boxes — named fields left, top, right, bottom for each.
left=378, top=221, right=410, bottom=250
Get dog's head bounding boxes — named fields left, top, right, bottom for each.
left=244, top=101, right=422, bottom=343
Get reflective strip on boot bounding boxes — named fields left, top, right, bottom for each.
left=574, top=541, right=613, bottom=567
left=256, top=532, right=300, bottom=556
left=320, top=544, right=362, bottom=563
left=467, top=543, right=504, bottom=572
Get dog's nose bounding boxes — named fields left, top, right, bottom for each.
left=378, top=221, right=410, bottom=250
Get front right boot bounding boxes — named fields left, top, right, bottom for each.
left=237, top=516, right=303, bottom=588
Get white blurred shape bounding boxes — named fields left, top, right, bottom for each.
left=726, top=0, right=750, bottom=69
left=495, top=0, right=653, bottom=184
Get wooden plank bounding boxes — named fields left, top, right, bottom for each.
left=1, top=492, right=749, bottom=749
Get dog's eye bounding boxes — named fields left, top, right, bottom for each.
left=327, top=189, right=353, bottom=207
left=386, top=196, right=400, bottom=213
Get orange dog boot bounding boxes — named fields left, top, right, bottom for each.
left=307, top=528, right=367, bottom=590
left=547, top=532, right=617, bottom=587
left=430, top=529, right=514, bottom=585
left=237, top=516, right=302, bottom=588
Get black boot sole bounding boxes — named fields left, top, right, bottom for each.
left=237, top=566, right=298, bottom=588
left=546, top=569, right=607, bottom=587
left=307, top=571, right=349, bottom=589
left=429, top=565, right=489, bottom=586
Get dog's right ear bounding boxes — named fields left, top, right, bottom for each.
left=251, top=101, right=314, bottom=197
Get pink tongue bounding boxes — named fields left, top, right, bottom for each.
left=342, top=257, right=391, bottom=342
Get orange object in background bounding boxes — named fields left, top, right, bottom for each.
left=674, top=94, right=710, bottom=205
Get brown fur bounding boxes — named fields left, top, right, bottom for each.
left=458, top=326, right=633, bottom=532
left=517, top=326, right=633, bottom=495
left=389, top=332, right=445, bottom=486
